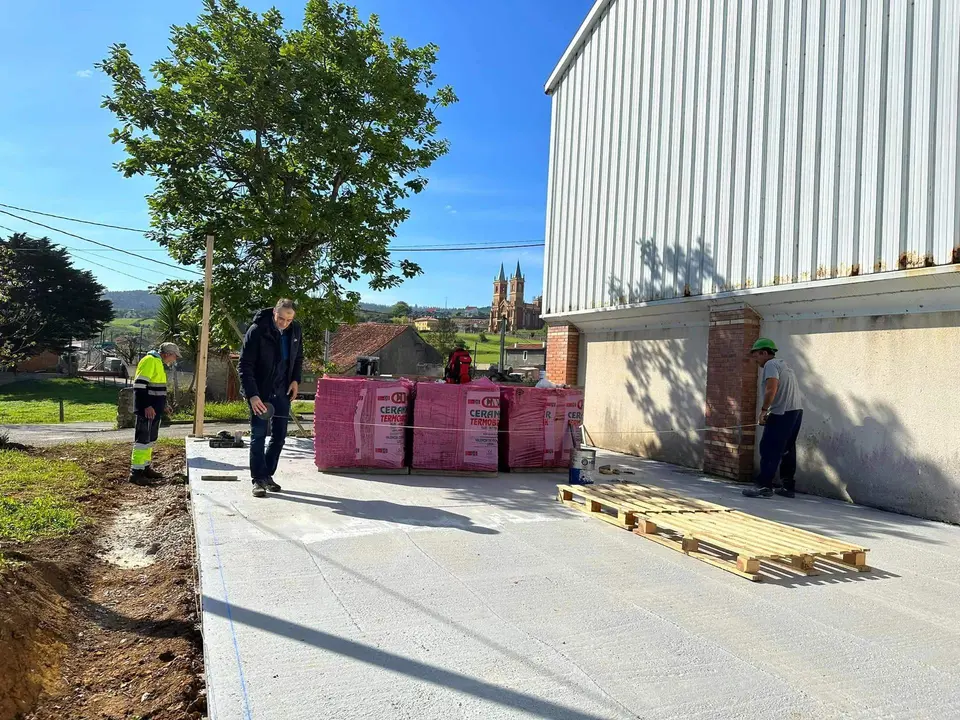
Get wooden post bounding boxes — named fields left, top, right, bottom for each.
left=193, top=235, right=215, bottom=438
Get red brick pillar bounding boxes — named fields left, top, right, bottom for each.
left=703, top=304, right=761, bottom=481
left=546, top=324, right=580, bottom=386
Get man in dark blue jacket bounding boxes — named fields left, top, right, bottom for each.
left=238, top=298, right=304, bottom=497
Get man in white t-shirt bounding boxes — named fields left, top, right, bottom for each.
left=742, top=338, right=804, bottom=499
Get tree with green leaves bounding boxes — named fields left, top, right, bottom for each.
left=99, top=0, right=456, bottom=354
left=434, top=317, right=459, bottom=357
left=0, top=234, right=114, bottom=366
left=390, top=301, right=412, bottom=318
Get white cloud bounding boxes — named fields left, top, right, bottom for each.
left=444, top=204, right=458, bottom=215
left=75, top=69, right=93, bottom=79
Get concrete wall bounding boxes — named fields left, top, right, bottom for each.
left=761, top=311, right=960, bottom=524
left=378, top=331, right=443, bottom=376
left=581, top=323, right=709, bottom=468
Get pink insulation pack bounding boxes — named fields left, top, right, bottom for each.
left=411, top=379, right=500, bottom=473
left=499, top=387, right=585, bottom=469
left=314, top=377, right=412, bottom=470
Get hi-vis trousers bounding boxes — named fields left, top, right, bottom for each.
left=131, top=413, right=162, bottom=469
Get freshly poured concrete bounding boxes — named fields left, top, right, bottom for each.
left=187, top=438, right=960, bottom=720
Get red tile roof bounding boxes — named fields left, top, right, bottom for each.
left=328, top=323, right=411, bottom=372
left=511, top=343, right=547, bottom=350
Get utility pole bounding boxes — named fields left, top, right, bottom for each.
left=193, top=234, right=215, bottom=437
left=499, top=315, right=507, bottom=371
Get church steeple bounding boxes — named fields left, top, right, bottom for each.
left=497, top=263, right=506, bottom=282
left=514, top=261, right=522, bottom=280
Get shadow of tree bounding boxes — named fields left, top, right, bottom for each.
left=275, top=490, right=500, bottom=534
left=595, top=238, right=959, bottom=526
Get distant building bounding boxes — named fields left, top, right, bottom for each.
left=488, top=262, right=543, bottom=333
left=413, top=317, right=440, bottom=332
left=328, top=323, right=442, bottom=376
left=454, top=318, right=487, bottom=333
left=504, top=342, right=547, bottom=370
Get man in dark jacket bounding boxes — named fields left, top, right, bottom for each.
left=238, top=298, right=304, bottom=498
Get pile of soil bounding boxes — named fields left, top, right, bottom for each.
left=0, top=444, right=206, bottom=720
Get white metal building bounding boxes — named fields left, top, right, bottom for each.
left=542, top=0, right=960, bottom=522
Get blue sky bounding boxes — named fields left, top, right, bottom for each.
left=0, top=0, right=591, bottom=307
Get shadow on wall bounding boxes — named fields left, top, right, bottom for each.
left=600, top=238, right=719, bottom=468
left=600, top=238, right=959, bottom=523
left=785, top=332, right=959, bottom=524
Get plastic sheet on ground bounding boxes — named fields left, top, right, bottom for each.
left=500, top=387, right=585, bottom=469
left=411, top=379, right=500, bottom=473
left=314, top=377, right=412, bottom=470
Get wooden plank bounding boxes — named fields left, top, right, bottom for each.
left=411, top=469, right=499, bottom=478
left=632, top=527, right=762, bottom=581
left=319, top=467, right=411, bottom=476
left=559, top=496, right=636, bottom=529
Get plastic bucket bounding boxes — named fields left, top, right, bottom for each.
left=568, top=448, right=597, bottom=485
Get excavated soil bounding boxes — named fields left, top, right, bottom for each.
left=0, top=443, right=206, bottom=720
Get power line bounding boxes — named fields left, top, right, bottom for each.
left=390, top=243, right=544, bottom=252
left=2, top=201, right=545, bottom=252
left=0, top=202, right=151, bottom=233
left=3, top=228, right=183, bottom=283
left=0, top=208, right=204, bottom=277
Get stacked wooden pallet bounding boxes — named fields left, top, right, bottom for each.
left=558, top=483, right=870, bottom=582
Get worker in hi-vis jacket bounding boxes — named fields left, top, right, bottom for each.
left=129, top=342, right=181, bottom=485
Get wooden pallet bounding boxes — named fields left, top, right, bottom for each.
left=557, top=482, right=730, bottom=529
left=411, top=469, right=499, bottom=478
left=557, top=482, right=870, bottom=581
left=633, top=510, right=870, bottom=581
left=318, top=467, right=410, bottom=476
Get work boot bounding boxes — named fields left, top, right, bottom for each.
left=129, top=469, right=150, bottom=486
left=142, top=465, right=164, bottom=480
left=775, top=487, right=795, bottom=498
left=742, top=486, right=773, bottom=498
left=264, top=479, right=282, bottom=492
left=252, top=481, right=267, bottom=498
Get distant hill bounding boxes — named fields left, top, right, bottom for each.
left=103, top=290, right=160, bottom=317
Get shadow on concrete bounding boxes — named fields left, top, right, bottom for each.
left=201, top=495, right=635, bottom=716
left=189, top=457, right=247, bottom=473
left=201, top=596, right=623, bottom=720
left=276, top=490, right=500, bottom=534
left=345, top=473, right=572, bottom=517
left=608, top=455, right=946, bottom=548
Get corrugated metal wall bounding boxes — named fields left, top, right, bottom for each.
left=543, top=0, right=960, bottom=316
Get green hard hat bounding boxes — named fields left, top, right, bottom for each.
left=750, top=338, right=778, bottom=353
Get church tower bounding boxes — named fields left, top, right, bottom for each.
left=489, top=264, right=508, bottom=332
left=509, top=262, right=525, bottom=331
left=509, top=261, right=525, bottom=305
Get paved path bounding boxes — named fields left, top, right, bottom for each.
left=1, top=421, right=250, bottom=446
left=188, top=440, right=960, bottom=720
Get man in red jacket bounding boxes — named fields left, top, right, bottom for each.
left=445, top=341, right=472, bottom=384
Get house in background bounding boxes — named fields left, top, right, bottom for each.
left=504, top=342, right=547, bottom=370
left=413, top=317, right=439, bottom=332
left=328, top=323, right=442, bottom=376
left=541, top=0, right=960, bottom=523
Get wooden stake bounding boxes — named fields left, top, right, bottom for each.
left=193, top=234, right=215, bottom=438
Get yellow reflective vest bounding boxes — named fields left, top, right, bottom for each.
left=133, top=351, right=168, bottom=414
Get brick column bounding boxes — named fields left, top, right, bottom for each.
left=703, top=304, right=761, bottom=481
left=546, top=324, right=580, bottom=386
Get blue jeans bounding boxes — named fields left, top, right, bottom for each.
left=755, top=409, right=803, bottom=490
left=249, top=391, right=290, bottom=482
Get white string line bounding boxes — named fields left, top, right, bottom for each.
left=304, top=418, right=760, bottom=436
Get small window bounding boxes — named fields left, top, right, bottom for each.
left=523, top=351, right=528, bottom=361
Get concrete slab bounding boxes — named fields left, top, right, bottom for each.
left=188, top=439, right=960, bottom=720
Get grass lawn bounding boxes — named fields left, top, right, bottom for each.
left=0, top=450, right=92, bottom=545
left=169, top=399, right=313, bottom=422
left=456, top=332, right=543, bottom=365
left=0, top=378, right=119, bottom=424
